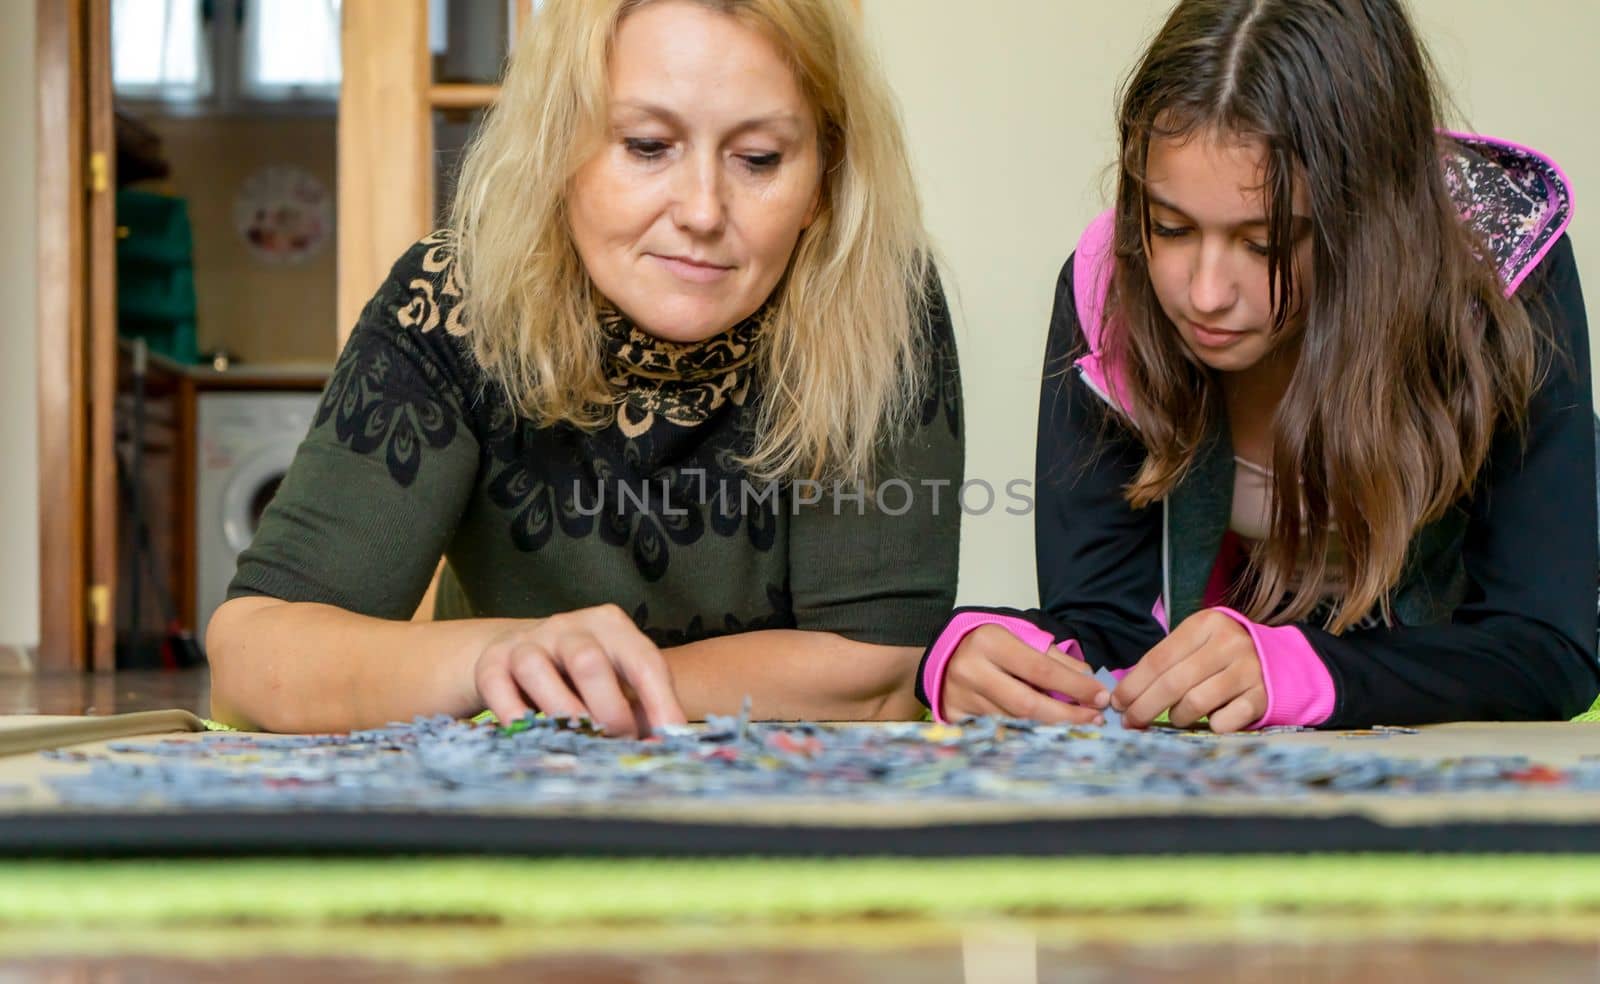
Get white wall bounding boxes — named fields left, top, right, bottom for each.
left=866, top=0, right=1600, bottom=609
left=0, top=1, right=39, bottom=649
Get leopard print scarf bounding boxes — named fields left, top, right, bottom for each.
left=599, top=306, right=765, bottom=439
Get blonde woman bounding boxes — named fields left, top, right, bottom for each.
left=206, top=0, right=963, bottom=735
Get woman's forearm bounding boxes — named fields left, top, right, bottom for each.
left=206, top=596, right=523, bottom=733
left=210, top=599, right=924, bottom=731
left=664, top=630, right=925, bottom=721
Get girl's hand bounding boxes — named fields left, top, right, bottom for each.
left=472, top=604, right=687, bottom=738
left=1112, top=610, right=1266, bottom=732
left=941, top=625, right=1110, bottom=724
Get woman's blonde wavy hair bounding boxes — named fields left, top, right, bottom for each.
left=448, top=0, right=932, bottom=483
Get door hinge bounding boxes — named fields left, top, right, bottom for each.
left=88, top=584, right=110, bottom=627
left=89, top=152, right=108, bottom=194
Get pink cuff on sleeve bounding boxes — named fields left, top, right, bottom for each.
left=1209, top=607, right=1336, bottom=728
left=922, top=612, right=1083, bottom=724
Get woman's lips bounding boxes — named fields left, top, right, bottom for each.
left=1187, top=320, right=1246, bottom=349
left=651, top=254, right=735, bottom=285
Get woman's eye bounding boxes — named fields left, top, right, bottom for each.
left=1150, top=224, right=1189, bottom=239
left=624, top=138, right=670, bottom=160
left=1245, top=240, right=1270, bottom=257
left=739, top=152, right=782, bottom=171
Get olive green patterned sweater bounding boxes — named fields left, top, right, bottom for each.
left=228, top=233, right=964, bottom=649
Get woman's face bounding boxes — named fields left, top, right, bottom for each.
left=1143, top=127, right=1314, bottom=375
left=568, top=0, right=823, bottom=344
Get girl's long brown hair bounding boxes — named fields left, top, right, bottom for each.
left=1107, top=0, right=1541, bottom=631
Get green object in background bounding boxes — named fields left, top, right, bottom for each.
left=116, top=190, right=194, bottom=267
left=116, top=264, right=195, bottom=323
left=115, top=189, right=199, bottom=364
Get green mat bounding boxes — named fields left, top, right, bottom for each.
left=7, top=856, right=1600, bottom=927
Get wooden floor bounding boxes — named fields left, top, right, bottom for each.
left=3, top=671, right=1598, bottom=981
left=4, top=928, right=1600, bottom=982
left=2, top=669, right=211, bottom=717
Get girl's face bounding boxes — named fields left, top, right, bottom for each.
left=568, top=0, right=824, bottom=344
left=1142, top=128, right=1314, bottom=375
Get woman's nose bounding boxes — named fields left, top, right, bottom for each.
left=670, top=156, right=727, bottom=236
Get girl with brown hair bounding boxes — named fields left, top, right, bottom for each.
left=920, top=0, right=1598, bottom=731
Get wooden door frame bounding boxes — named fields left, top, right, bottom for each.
left=35, top=0, right=90, bottom=673
left=36, top=0, right=115, bottom=674
left=87, top=0, right=118, bottom=674
left=336, top=0, right=432, bottom=346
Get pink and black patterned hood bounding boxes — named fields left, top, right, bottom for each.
left=1443, top=132, right=1574, bottom=297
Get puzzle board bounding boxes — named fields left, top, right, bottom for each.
left=4, top=713, right=1600, bottom=856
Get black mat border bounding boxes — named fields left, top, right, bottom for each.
left=4, top=811, right=1600, bottom=858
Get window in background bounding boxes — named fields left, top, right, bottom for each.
left=240, top=0, right=342, bottom=100
left=112, top=0, right=212, bottom=101
left=113, top=0, right=342, bottom=111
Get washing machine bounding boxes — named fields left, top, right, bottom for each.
left=195, top=391, right=321, bottom=637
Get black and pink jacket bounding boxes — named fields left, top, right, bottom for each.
left=919, top=133, right=1600, bottom=729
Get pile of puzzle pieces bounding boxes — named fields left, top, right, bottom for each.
left=36, top=708, right=1600, bottom=811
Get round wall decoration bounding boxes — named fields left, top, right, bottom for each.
left=233, top=165, right=333, bottom=264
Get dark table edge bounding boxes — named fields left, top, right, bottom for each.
left=3, top=811, right=1596, bottom=858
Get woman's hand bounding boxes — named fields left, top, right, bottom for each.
left=940, top=625, right=1110, bottom=724
left=1112, top=610, right=1266, bottom=733
left=472, top=604, right=687, bottom=738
